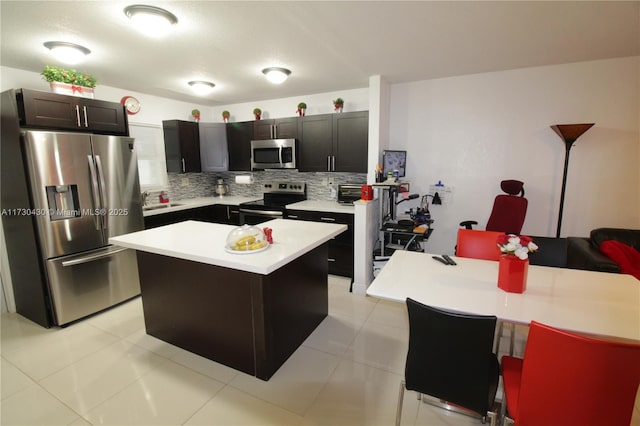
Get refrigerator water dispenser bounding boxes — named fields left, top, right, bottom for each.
left=46, top=184, right=80, bottom=220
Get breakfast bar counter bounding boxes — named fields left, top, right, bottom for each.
left=110, top=219, right=346, bottom=380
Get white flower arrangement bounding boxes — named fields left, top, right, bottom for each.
left=497, top=234, right=539, bottom=260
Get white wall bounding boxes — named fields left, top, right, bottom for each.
left=389, top=57, right=640, bottom=254
left=207, top=88, right=368, bottom=123
left=0, top=66, right=214, bottom=126
left=1, top=66, right=368, bottom=126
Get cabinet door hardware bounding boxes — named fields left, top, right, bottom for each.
left=82, top=106, right=88, bottom=127
left=181, top=158, right=186, bottom=173
left=75, top=105, right=81, bottom=127
left=320, top=217, right=336, bottom=222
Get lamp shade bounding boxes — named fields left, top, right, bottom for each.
left=43, top=41, right=91, bottom=64
left=262, top=67, right=291, bottom=84
left=124, top=4, right=178, bottom=37
left=188, top=81, right=215, bottom=95
left=551, top=124, right=595, bottom=144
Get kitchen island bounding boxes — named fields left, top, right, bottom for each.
left=110, top=219, right=346, bottom=380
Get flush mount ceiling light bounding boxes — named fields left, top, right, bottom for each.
left=188, top=80, right=215, bottom=95
left=124, top=4, right=178, bottom=37
left=43, top=41, right=91, bottom=65
left=262, top=67, right=291, bottom=84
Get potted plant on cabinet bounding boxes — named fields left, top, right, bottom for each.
left=41, top=65, right=97, bottom=98
left=296, top=102, right=307, bottom=117
left=253, top=108, right=262, bottom=120
left=222, top=110, right=230, bottom=123
left=192, top=109, right=201, bottom=122
left=333, top=97, right=344, bottom=112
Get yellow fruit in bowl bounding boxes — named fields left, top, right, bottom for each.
left=249, top=240, right=267, bottom=250
left=235, top=235, right=256, bottom=247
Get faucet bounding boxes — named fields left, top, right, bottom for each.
left=141, top=191, right=150, bottom=206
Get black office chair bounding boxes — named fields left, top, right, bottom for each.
left=396, top=298, right=499, bottom=426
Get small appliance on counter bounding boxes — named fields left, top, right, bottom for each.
left=214, top=177, right=229, bottom=197
left=338, top=184, right=365, bottom=205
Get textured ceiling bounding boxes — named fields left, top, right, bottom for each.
left=1, top=1, right=638, bottom=105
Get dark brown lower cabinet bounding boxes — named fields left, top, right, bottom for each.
left=136, top=243, right=328, bottom=380
left=143, top=204, right=239, bottom=229
left=286, top=209, right=354, bottom=279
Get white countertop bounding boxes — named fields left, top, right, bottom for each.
left=286, top=200, right=355, bottom=214
left=110, top=219, right=347, bottom=275
left=143, top=196, right=260, bottom=217
left=367, top=251, right=640, bottom=342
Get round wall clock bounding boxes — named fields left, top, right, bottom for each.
left=120, top=96, right=141, bottom=115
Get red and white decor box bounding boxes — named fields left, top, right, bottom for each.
left=50, top=82, right=95, bottom=99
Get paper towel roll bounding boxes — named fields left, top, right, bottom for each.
left=235, top=175, right=254, bottom=184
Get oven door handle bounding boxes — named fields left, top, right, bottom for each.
left=239, top=208, right=284, bottom=216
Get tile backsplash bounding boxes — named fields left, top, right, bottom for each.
left=167, top=171, right=367, bottom=201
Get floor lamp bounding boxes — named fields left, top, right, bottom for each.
left=550, top=123, right=595, bottom=238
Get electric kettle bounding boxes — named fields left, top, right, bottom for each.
left=214, top=177, right=229, bottom=197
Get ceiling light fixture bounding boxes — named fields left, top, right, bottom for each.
left=124, top=4, right=178, bottom=37
left=262, top=67, right=291, bottom=84
left=188, top=80, right=215, bottom=95
left=43, top=41, right=91, bottom=65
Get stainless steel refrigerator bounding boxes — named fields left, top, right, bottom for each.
left=20, top=130, right=144, bottom=326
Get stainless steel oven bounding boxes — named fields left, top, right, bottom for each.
left=251, top=139, right=297, bottom=170
left=239, top=181, right=306, bottom=225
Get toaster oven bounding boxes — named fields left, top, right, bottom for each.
left=338, top=184, right=364, bottom=205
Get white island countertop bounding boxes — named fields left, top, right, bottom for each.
left=109, top=219, right=346, bottom=275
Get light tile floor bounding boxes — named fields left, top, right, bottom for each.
left=1, top=275, right=639, bottom=425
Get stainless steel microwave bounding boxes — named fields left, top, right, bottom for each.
left=251, top=139, right=297, bottom=170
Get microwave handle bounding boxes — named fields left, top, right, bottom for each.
left=279, top=146, right=283, bottom=166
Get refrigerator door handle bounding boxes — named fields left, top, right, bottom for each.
left=61, top=247, right=129, bottom=267
left=95, top=155, right=109, bottom=230
left=87, top=155, right=101, bottom=230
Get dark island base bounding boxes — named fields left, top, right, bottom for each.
left=136, top=244, right=329, bottom=381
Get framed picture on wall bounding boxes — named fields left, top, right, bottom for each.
left=383, top=150, right=407, bottom=177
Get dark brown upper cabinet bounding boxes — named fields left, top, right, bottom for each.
left=162, top=120, right=201, bottom=173
left=253, top=117, right=298, bottom=140
left=17, top=89, right=128, bottom=136
left=298, top=111, right=368, bottom=172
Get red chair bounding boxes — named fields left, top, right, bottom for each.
left=461, top=180, right=528, bottom=235
left=501, top=321, right=640, bottom=426
left=456, top=229, right=503, bottom=261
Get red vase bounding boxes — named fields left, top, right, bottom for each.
left=497, top=255, right=528, bottom=293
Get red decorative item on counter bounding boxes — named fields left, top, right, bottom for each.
left=263, top=227, right=273, bottom=244
left=361, top=185, right=373, bottom=201
left=497, top=255, right=529, bottom=293
left=159, top=191, right=169, bottom=204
